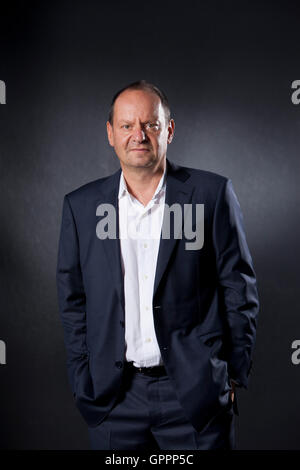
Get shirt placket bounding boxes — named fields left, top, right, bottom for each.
left=136, top=201, right=152, bottom=361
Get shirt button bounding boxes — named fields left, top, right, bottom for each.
left=115, top=361, right=123, bottom=369
left=144, top=243, right=147, bottom=248
left=145, top=338, right=152, bottom=343
left=144, top=275, right=148, bottom=280
left=145, top=306, right=149, bottom=311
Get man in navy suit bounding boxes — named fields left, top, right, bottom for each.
left=56, top=80, right=259, bottom=450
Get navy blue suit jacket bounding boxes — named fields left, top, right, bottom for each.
left=56, top=158, right=259, bottom=432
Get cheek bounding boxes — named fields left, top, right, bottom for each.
left=156, top=135, right=167, bottom=149
left=151, top=135, right=162, bottom=147
left=114, top=135, right=128, bottom=149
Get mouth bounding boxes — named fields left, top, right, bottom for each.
left=130, top=148, right=150, bottom=152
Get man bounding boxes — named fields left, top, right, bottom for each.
left=56, top=80, right=259, bottom=450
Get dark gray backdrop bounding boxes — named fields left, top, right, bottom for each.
left=1, top=0, right=299, bottom=449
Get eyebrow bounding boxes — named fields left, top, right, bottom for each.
left=119, top=119, right=159, bottom=124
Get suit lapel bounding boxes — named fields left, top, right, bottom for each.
left=95, top=167, right=125, bottom=313
left=95, top=159, right=194, bottom=312
left=153, top=159, right=194, bottom=299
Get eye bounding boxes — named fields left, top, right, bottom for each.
left=146, top=123, right=160, bottom=130
left=121, top=124, right=131, bottom=129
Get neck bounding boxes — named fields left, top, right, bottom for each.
left=121, top=158, right=166, bottom=207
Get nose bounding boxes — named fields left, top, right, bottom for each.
left=132, top=125, right=147, bottom=143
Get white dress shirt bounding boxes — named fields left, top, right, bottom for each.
left=118, top=166, right=166, bottom=367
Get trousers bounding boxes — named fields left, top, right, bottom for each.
left=87, top=363, right=236, bottom=450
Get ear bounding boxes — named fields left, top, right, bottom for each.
left=106, top=121, right=114, bottom=147
left=167, top=119, right=175, bottom=144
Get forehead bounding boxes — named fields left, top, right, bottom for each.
left=113, top=89, right=163, bottom=122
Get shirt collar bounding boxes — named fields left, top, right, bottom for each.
left=118, top=164, right=166, bottom=201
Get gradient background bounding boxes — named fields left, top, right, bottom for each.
left=1, top=0, right=300, bottom=449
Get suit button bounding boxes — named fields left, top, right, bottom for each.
left=154, top=305, right=161, bottom=309
left=115, top=361, right=123, bottom=369
left=163, top=346, right=168, bottom=351
left=120, top=320, right=125, bottom=328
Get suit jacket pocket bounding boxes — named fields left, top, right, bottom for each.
left=196, top=329, right=224, bottom=347
left=73, top=351, right=91, bottom=399
left=196, top=328, right=233, bottom=403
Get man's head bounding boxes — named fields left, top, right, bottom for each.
left=106, top=80, right=175, bottom=170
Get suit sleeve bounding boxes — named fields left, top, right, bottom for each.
left=212, top=179, right=259, bottom=389
left=56, top=195, right=88, bottom=398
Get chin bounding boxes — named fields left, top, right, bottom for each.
left=127, top=155, right=156, bottom=167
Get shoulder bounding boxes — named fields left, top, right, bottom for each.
left=64, top=168, right=121, bottom=205
left=66, top=177, right=108, bottom=200
left=170, top=160, right=229, bottom=193
left=186, top=165, right=227, bottom=185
